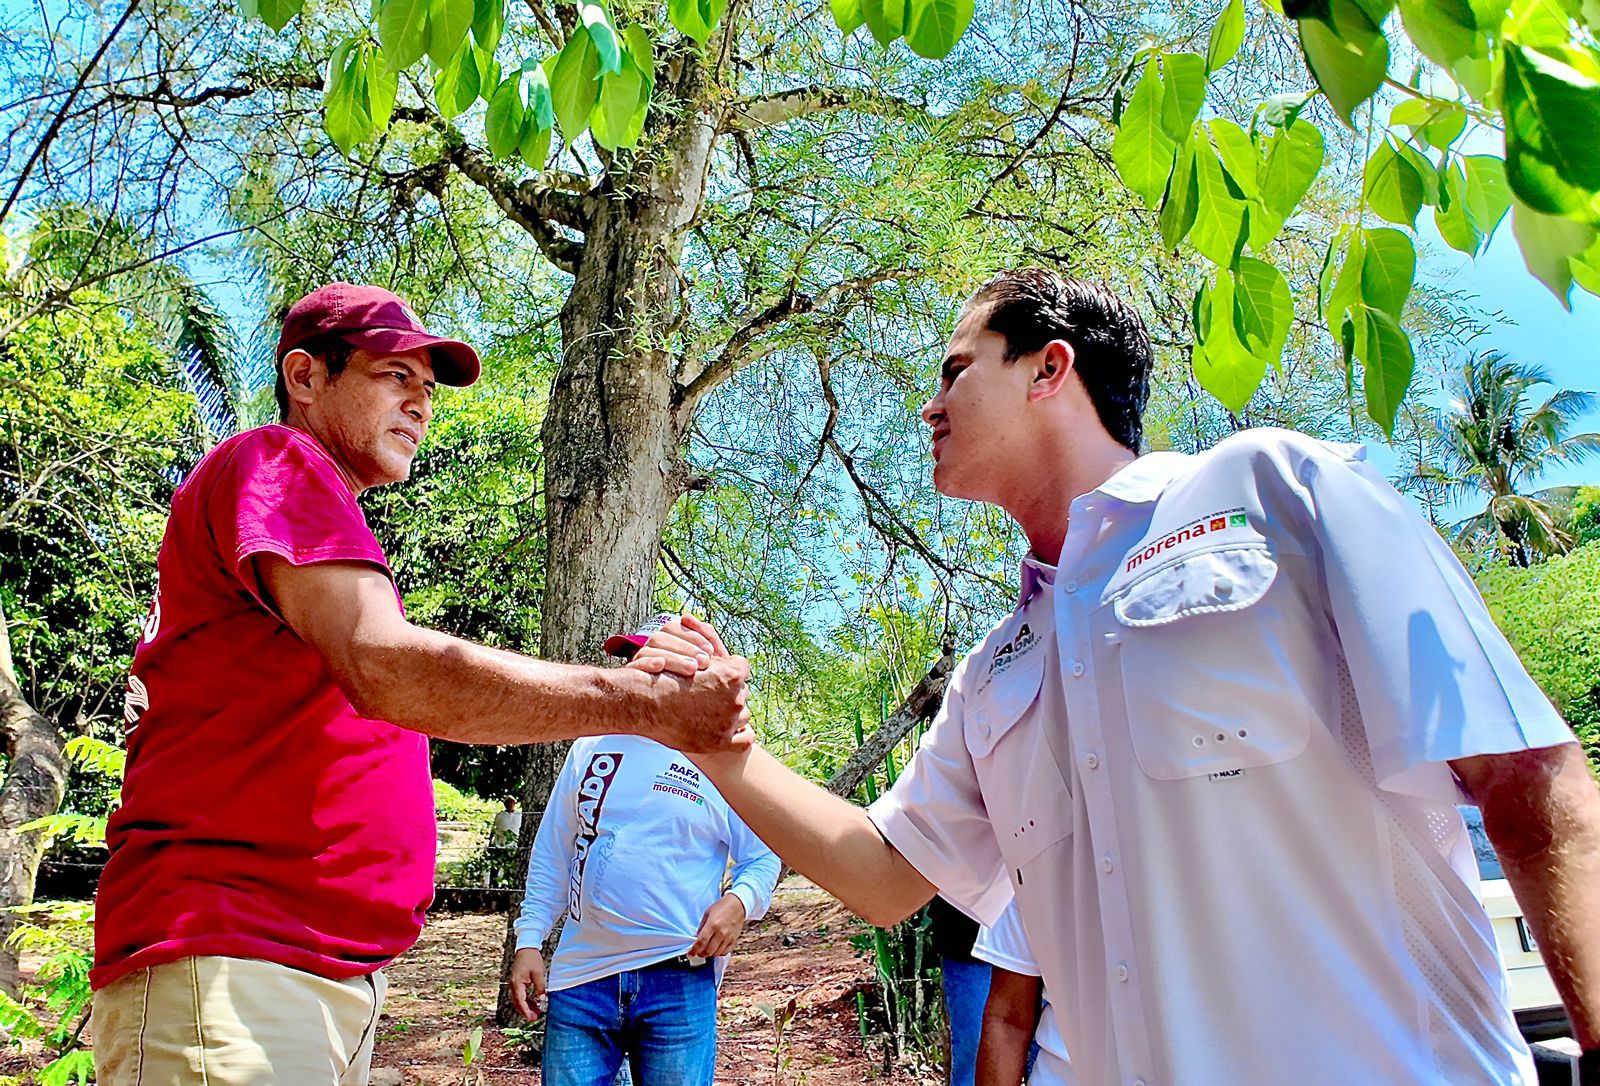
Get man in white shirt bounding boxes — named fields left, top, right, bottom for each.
left=973, top=901, right=1072, bottom=1086
left=492, top=797, right=522, bottom=847
left=509, top=618, right=782, bottom=1086
left=649, top=268, right=1600, bottom=1085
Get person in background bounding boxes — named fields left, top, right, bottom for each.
left=930, top=895, right=992, bottom=1086
left=973, top=901, right=1072, bottom=1086
left=508, top=615, right=782, bottom=1086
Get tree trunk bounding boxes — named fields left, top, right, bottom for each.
left=0, top=597, right=68, bottom=996
left=494, top=52, right=722, bottom=1025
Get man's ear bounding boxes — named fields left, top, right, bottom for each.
left=1027, top=339, right=1077, bottom=402
left=281, top=349, right=319, bottom=410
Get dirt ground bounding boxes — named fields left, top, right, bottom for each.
left=374, top=878, right=942, bottom=1086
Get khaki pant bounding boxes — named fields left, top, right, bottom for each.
left=91, top=956, right=387, bottom=1086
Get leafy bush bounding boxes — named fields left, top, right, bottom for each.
left=1475, top=541, right=1600, bottom=764
left=433, top=779, right=498, bottom=823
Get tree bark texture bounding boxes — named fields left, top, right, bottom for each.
left=825, top=650, right=956, bottom=800
left=0, top=598, right=67, bottom=996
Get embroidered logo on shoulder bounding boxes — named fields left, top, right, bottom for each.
left=1124, top=507, right=1251, bottom=574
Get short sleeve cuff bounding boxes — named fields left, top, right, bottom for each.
left=867, top=799, right=1011, bottom=928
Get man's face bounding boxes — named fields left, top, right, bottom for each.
left=307, top=347, right=436, bottom=490
left=921, top=306, right=1035, bottom=503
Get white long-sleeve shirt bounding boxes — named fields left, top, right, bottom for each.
left=515, top=734, right=781, bottom=991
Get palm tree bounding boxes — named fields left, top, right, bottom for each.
left=1404, top=351, right=1600, bottom=567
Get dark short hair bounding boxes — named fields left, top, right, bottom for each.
left=965, top=269, right=1152, bottom=451
left=275, top=334, right=356, bottom=420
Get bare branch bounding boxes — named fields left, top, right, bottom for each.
left=436, top=128, right=588, bottom=274
left=825, top=649, right=957, bottom=799
left=718, top=86, right=918, bottom=133
left=675, top=268, right=920, bottom=408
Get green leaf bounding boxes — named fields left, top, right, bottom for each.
left=1392, top=138, right=1441, bottom=204
left=860, top=0, right=908, bottom=46
left=550, top=29, right=600, bottom=146
left=1462, top=155, right=1512, bottom=235
left=1231, top=256, right=1293, bottom=366
left=624, top=24, right=656, bottom=93
left=324, top=42, right=374, bottom=155
left=1435, top=162, right=1484, bottom=253
left=1356, top=304, right=1415, bottom=436
left=590, top=57, right=645, bottom=149
left=580, top=3, right=623, bottom=75
left=471, top=0, right=502, bottom=52
left=1363, top=140, right=1424, bottom=226
left=1505, top=0, right=1578, bottom=50
left=1257, top=90, right=1315, bottom=127
left=1194, top=273, right=1267, bottom=412
left=367, top=44, right=399, bottom=128
left=378, top=0, right=430, bottom=69
left=1513, top=196, right=1598, bottom=305
left=524, top=58, right=556, bottom=128
left=1397, top=0, right=1487, bottom=70
left=1160, top=132, right=1201, bottom=251
left=831, top=0, right=865, bottom=34
left=1209, top=118, right=1260, bottom=200
left=1158, top=52, right=1207, bottom=141
left=1572, top=235, right=1600, bottom=296
left=520, top=120, right=552, bottom=170
left=1111, top=56, right=1178, bottom=208
left=1208, top=0, right=1246, bottom=71
left=1422, top=103, right=1467, bottom=149
left=1296, top=0, right=1389, bottom=125
left=427, top=0, right=474, bottom=67
left=256, top=0, right=304, bottom=31
left=1358, top=226, right=1415, bottom=315
left=485, top=74, right=527, bottom=159
left=668, top=0, right=713, bottom=43
left=1321, top=228, right=1365, bottom=331
left=905, top=0, right=975, bottom=59
left=699, top=0, right=730, bottom=37
left=475, top=42, right=501, bottom=96
left=1503, top=42, right=1600, bottom=220
left=1258, top=117, right=1324, bottom=219
left=433, top=40, right=481, bottom=118
left=1192, top=134, right=1249, bottom=267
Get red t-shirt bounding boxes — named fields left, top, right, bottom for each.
left=92, top=425, right=436, bottom=989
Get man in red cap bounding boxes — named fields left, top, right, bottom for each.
left=88, top=284, right=751, bottom=1086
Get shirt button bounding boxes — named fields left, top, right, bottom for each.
left=978, top=723, right=991, bottom=740
left=1085, top=753, right=1100, bottom=770
left=1063, top=579, right=1078, bottom=593
left=1214, top=576, right=1234, bottom=599
left=1133, top=1079, right=1148, bottom=1086
left=1100, top=854, right=1114, bottom=874
left=1115, top=962, right=1129, bottom=982
left=1071, top=661, right=1086, bottom=678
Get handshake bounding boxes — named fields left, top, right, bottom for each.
left=618, top=614, right=755, bottom=756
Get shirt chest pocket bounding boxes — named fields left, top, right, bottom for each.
left=964, top=651, right=1073, bottom=867
left=1110, top=544, right=1313, bottom=782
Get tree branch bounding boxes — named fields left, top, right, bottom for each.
left=674, top=268, right=920, bottom=408
left=718, top=86, right=919, bottom=133
left=825, top=649, right=957, bottom=799
left=437, top=128, right=588, bottom=274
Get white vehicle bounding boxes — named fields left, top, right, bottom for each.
left=1463, top=806, right=1570, bottom=1040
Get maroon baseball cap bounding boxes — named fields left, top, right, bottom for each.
left=277, top=282, right=481, bottom=386
left=602, top=613, right=679, bottom=659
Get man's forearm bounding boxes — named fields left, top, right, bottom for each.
left=1457, top=743, right=1600, bottom=1047
left=690, top=746, right=935, bottom=928
left=975, top=968, right=1041, bottom=1086
left=346, top=625, right=669, bottom=745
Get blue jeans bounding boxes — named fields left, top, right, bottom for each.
left=941, top=957, right=992, bottom=1086
left=542, top=962, right=718, bottom=1086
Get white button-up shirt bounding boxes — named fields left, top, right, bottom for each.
left=869, top=428, right=1572, bottom=1086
